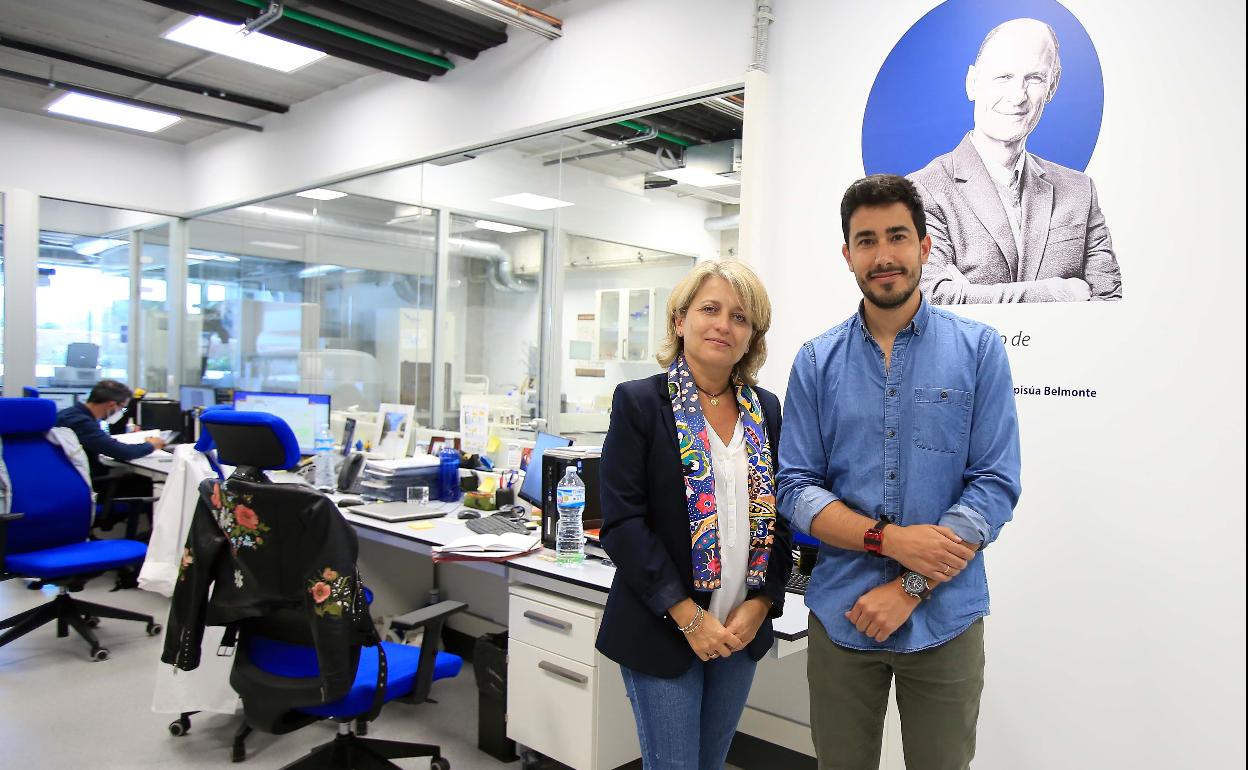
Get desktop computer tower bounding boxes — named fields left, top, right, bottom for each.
left=539, top=450, right=602, bottom=549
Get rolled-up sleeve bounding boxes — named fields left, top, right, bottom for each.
left=939, top=330, right=1021, bottom=547
left=777, top=344, right=837, bottom=537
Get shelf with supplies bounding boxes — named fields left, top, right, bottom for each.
left=593, top=287, right=667, bottom=363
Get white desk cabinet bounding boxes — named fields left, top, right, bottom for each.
left=506, top=584, right=640, bottom=770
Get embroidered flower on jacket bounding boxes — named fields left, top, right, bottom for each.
left=234, top=504, right=259, bottom=531
left=234, top=570, right=244, bottom=588
left=307, top=568, right=354, bottom=618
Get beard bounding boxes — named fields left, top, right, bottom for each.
left=857, top=265, right=920, bottom=310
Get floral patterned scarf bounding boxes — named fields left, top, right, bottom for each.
left=668, top=355, right=777, bottom=591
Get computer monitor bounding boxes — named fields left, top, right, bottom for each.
left=232, top=390, right=332, bottom=455
left=138, top=399, right=184, bottom=432
left=179, top=385, right=216, bottom=410
left=40, top=390, right=79, bottom=410
left=65, top=342, right=99, bottom=369
left=518, top=431, right=574, bottom=507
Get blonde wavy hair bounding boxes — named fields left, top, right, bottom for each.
left=656, top=259, right=772, bottom=386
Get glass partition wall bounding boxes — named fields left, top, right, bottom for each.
left=6, top=91, right=743, bottom=447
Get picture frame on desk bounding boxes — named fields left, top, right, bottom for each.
left=429, top=436, right=461, bottom=456
left=374, top=403, right=416, bottom=459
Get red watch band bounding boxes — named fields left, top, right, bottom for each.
left=864, top=519, right=889, bottom=556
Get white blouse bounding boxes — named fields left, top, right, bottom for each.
left=707, top=416, right=749, bottom=623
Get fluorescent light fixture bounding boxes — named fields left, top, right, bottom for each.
left=164, top=15, right=326, bottom=73
left=298, top=264, right=344, bottom=279
left=74, top=237, right=130, bottom=256
left=240, top=205, right=314, bottom=222
left=648, top=165, right=733, bottom=187
left=187, top=251, right=241, bottom=263
left=296, top=188, right=347, bottom=201
left=490, top=193, right=574, bottom=211
left=249, top=240, right=300, bottom=251
left=654, top=167, right=738, bottom=188
left=47, top=92, right=180, bottom=133
left=474, top=219, right=529, bottom=234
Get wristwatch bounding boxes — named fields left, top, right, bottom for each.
left=863, top=516, right=890, bottom=557
left=902, top=571, right=932, bottom=602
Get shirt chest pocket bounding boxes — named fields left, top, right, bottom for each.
left=913, top=387, right=973, bottom=454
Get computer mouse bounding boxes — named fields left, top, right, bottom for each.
left=337, top=497, right=365, bottom=507
left=457, top=510, right=481, bottom=520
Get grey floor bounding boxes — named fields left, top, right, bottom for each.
left=0, top=577, right=522, bottom=770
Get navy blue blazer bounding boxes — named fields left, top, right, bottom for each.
left=594, top=373, right=791, bottom=678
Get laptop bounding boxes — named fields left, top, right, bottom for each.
left=66, top=342, right=100, bottom=369
left=349, top=500, right=457, bottom=523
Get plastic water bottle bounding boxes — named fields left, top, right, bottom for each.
left=556, top=465, right=586, bottom=567
left=438, top=448, right=461, bottom=503
left=313, top=425, right=336, bottom=490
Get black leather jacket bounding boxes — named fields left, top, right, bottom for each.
left=161, top=473, right=373, bottom=707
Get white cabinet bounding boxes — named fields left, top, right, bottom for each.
left=593, top=288, right=666, bottom=363
left=507, top=584, right=640, bottom=770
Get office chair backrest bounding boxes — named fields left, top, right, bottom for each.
left=199, top=409, right=300, bottom=472
left=21, top=387, right=39, bottom=398
left=0, top=398, right=93, bottom=555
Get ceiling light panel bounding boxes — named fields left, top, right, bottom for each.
left=164, top=16, right=327, bottom=73
left=296, top=188, right=347, bottom=200
left=474, top=220, right=529, bottom=233
left=490, top=193, right=574, bottom=210
left=47, top=93, right=180, bottom=133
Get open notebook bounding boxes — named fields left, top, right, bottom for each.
left=433, top=532, right=540, bottom=556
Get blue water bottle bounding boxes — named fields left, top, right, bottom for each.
left=438, top=448, right=461, bottom=503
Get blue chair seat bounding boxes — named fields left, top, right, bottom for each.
left=247, top=637, right=463, bottom=719
left=4, top=539, right=148, bottom=580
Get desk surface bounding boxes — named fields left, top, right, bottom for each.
left=126, top=456, right=810, bottom=643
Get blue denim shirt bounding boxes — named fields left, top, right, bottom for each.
left=777, top=299, right=1021, bottom=652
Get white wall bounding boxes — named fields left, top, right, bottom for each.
left=181, top=0, right=753, bottom=213
left=0, top=107, right=185, bottom=214
left=754, top=1, right=1246, bottom=768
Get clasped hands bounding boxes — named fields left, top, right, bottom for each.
left=846, top=524, right=978, bottom=643
left=671, top=597, right=771, bottom=662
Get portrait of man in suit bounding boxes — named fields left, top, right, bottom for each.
left=908, top=18, right=1123, bottom=303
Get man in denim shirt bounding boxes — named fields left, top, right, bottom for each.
left=777, top=175, right=1021, bottom=770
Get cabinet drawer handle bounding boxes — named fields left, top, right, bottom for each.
left=523, top=610, right=572, bottom=631
left=539, top=660, right=588, bottom=684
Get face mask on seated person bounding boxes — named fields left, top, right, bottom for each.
left=105, top=407, right=127, bottom=425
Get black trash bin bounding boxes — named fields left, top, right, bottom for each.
left=474, top=631, right=517, bottom=762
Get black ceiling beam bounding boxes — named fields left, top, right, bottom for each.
left=346, top=0, right=507, bottom=49
left=142, top=0, right=443, bottom=79
left=294, top=0, right=482, bottom=59
left=0, top=66, right=263, bottom=131
left=0, top=33, right=289, bottom=113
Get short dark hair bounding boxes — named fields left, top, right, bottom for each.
left=87, top=379, right=132, bottom=405
left=839, top=174, right=927, bottom=243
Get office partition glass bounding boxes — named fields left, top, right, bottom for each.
left=185, top=183, right=436, bottom=416
left=34, top=199, right=168, bottom=390
left=137, top=223, right=171, bottom=391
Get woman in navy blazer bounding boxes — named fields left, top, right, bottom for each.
left=595, top=260, right=791, bottom=769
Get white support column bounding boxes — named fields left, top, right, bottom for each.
left=166, top=218, right=188, bottom=393
left=430, top=208, right=450, bottom=428
left=127, top=234, right=141, bottom=387
left=2, top=188, right=39, bottom=396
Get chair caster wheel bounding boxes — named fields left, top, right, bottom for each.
left=85, top=616, right=101, bottom=628
left=91, top=647, right=110, bottom=661
left=430, top=757, right=450, bottom=770
left=147, top=622, right=163, bottom=636
left=168, top=716, right=191, bottom=736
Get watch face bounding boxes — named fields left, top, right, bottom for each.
left=903, top=572, right=928, bottom=596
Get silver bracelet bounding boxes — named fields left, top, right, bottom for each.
left=676, top=604, right=704, bottom=635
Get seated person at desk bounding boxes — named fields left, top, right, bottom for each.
left=55, top=380, right=166, bottom=526
left=595, top=261, right=791, bottom=770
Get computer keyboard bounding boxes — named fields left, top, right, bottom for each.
left=785, top=573, right=811, bottom=595
left=465, top=515, right=532, bottom=536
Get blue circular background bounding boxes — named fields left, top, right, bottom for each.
left=862, top=0, right=1103, bottom=176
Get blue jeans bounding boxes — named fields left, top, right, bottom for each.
left=620, top=653, right=757, bottom=770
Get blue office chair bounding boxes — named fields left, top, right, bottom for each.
left=21, top=387, right=39, bottom=398
left=0, top=398, right=160, bottom=660
left=193, top=409, right=464, bottom=769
